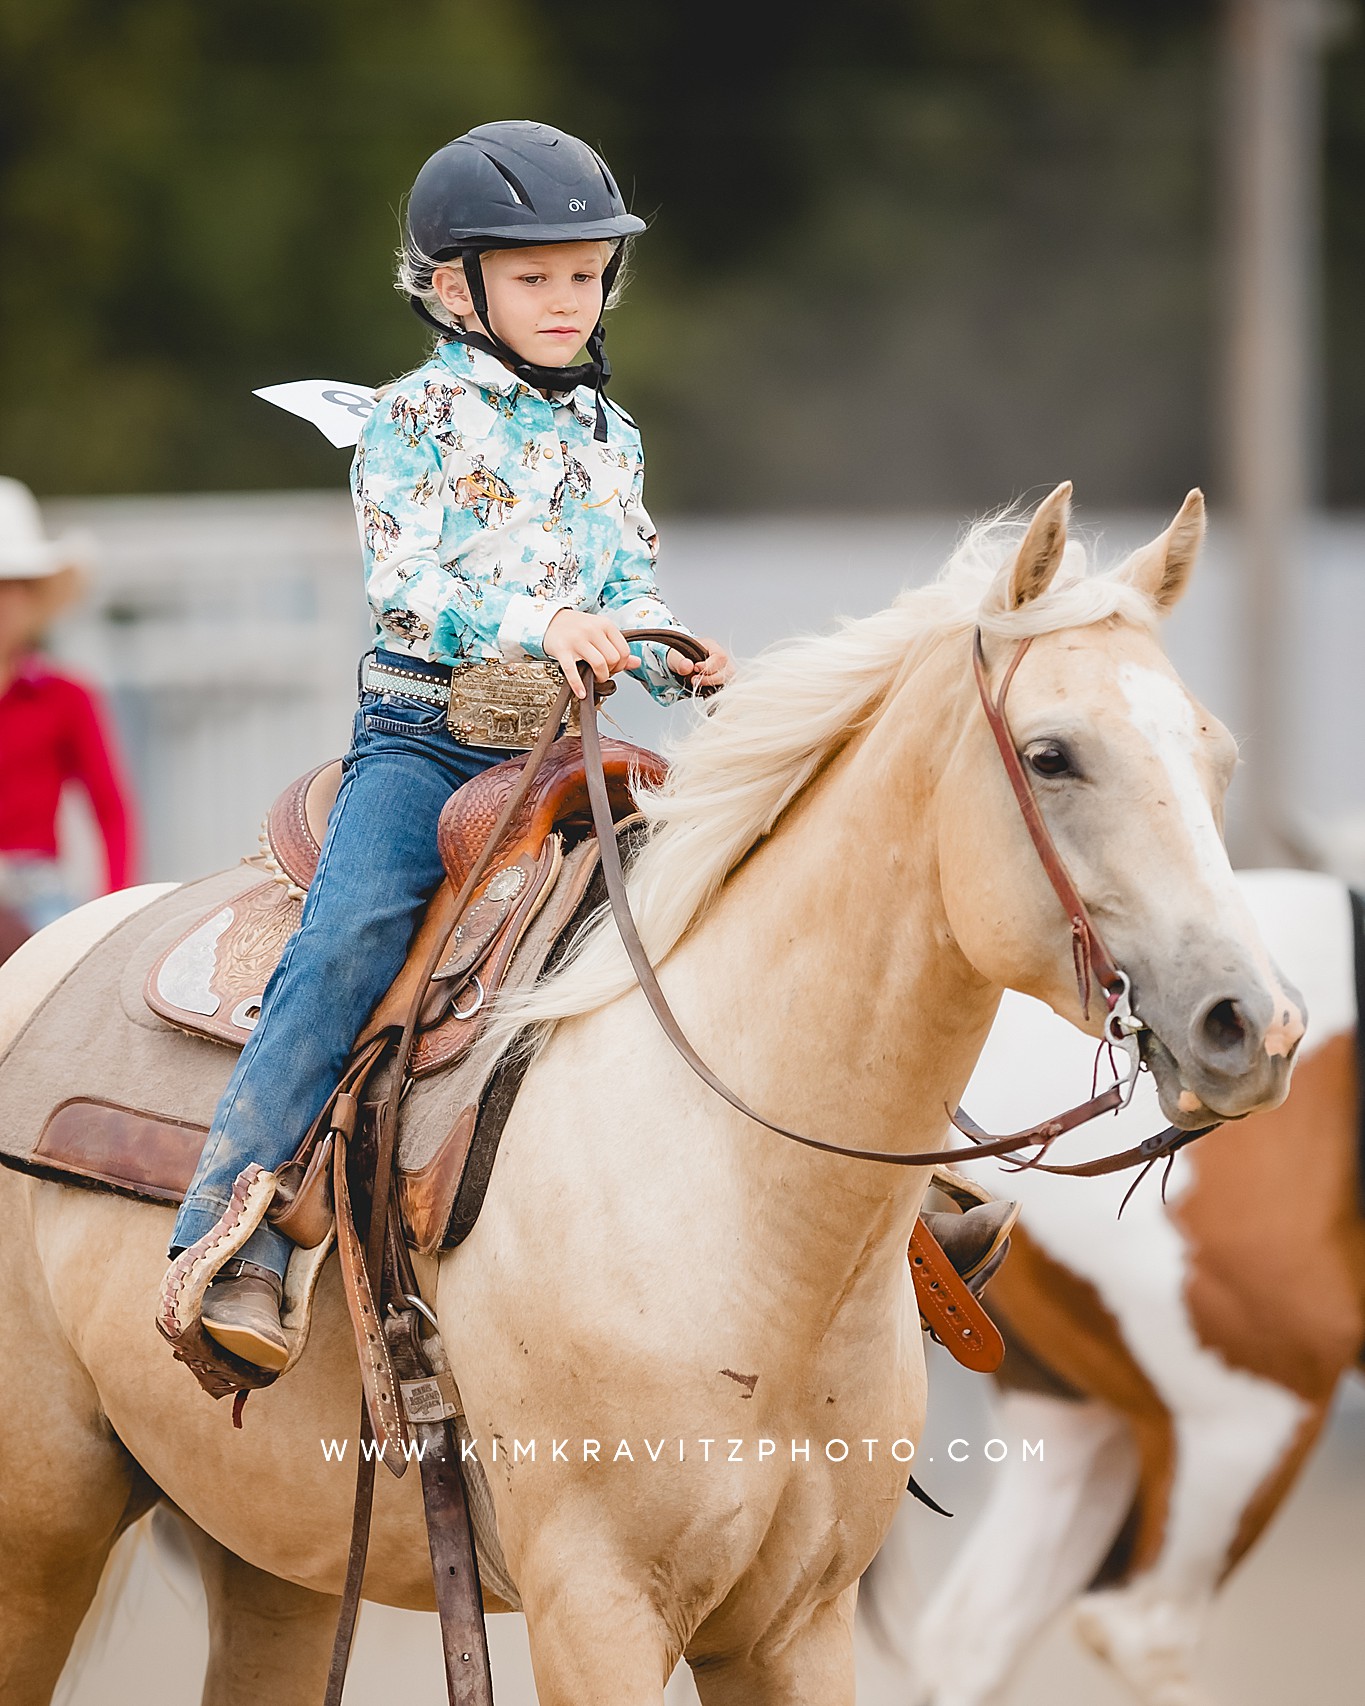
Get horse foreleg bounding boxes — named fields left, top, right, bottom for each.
left=688, top=1587, right=857, bottom=1706
left=1073, top=1393, right=1327, bottom=1706
left=170, top=1509, right=341, bottom=1706
left=516, top=1529, right=681, bottom=1706
left=0, top=1182, right=157, bottom=1704
left=907, top=1391, right=1139, bottom=1706
left=0, top=1474, right=150, bottom=1706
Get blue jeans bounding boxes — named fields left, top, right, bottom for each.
left=170, top=663, right=510, bottom=1279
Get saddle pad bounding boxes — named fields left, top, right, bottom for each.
left=0, top=868, right=264, bottom=1189
left=0, top=836, right=609, bottom=1255
left=145, top=877, right=303, bottom=1046
left=145, top=838, right=563, bottom=1076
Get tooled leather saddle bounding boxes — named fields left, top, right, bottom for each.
left=31, top=727, right=1004, bottom=1380
left=146, top=739, right=661, bottom=1076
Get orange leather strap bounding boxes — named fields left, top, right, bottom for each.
left=908, top=1221, right=1005, bottom=1374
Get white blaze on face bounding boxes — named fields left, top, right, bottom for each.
left=1117, top=664, right=1304, bottom=1055
left=1117, top=664, right=1232, bottom=891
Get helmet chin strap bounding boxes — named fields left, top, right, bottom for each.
left=409, top=246, right=623, bottom=441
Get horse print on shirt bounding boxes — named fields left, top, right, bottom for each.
left=378, top=605, right=433, bottom=646
left=389, top=380, right=465, bottom=448
left=450, top=457, right=519, bottom=528
left=362, top=498, right=402, bottom=560
left=547, top=442, right=592, bottom=528
left=534, top=534, right=583, bottom=602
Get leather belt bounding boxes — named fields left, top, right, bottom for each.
left=361, top=653, right=456, bottom=705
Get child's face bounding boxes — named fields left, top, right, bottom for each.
left=0, top=580, right=42, bottom=658
left=432, top=241, right=611, bottom=368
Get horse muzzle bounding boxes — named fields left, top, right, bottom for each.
left=1138, top=970, right=1306, bottom=1126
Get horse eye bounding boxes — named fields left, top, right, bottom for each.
left=1026, top=741, right=1073, bottom=779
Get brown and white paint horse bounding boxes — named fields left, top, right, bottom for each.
left=877, top=869, right=1361, bottom=1706
left=0, top=488, right=1304, bottom=1704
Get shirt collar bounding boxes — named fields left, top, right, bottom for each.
left=1, top=654, right=49, bottom=700
left=435, top=335, right=521, bottom=395
left=435, top=336, right=597, bottom=417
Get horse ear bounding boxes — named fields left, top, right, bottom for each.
left=996, top=482, right=1072, bottom=611
left=1117, top=488, right=1205, bottom=614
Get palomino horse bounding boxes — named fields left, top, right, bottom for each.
left=874, top=868, right=1361, bottom=1706
left=0, top=486, right=1303, bottom=1705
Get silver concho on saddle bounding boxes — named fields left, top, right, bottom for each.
left=146, top=755, right=573, bottom=1073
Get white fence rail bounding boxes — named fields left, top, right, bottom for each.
left=37, top=492, right=1365, bottom=889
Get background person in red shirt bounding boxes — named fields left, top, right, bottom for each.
left=0, top=476, right=137, bottom=945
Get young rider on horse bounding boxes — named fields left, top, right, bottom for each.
left=165, top=120, right=732, bottom=1370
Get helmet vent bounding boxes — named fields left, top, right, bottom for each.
left=487, top=156, right=532, bottom=208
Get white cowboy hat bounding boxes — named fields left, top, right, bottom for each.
left=0, top=476, right=93, bottom=626
left=0, top=476, right=94, bottom=580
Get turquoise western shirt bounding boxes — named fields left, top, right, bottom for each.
left=350, top=338, right=689, bottom=702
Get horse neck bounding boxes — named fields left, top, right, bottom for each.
left=667, top=636, right=1002, bottom=1289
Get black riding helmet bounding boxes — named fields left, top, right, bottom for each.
left=405, top=120, right=645, bottom=440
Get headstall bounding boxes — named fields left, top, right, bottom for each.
left=569, top=628, right=1217, bottom=1179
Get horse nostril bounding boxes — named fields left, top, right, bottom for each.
left=1200, top=997, right=1247, bottom=1055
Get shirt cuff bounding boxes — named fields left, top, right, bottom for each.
left=496, top=593, right=579, bottom=661
left=633, top=637, right=691, bottom=705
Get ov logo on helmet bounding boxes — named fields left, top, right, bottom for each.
left=568, top=198, right=586, bottom=211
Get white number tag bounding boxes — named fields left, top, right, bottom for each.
left=253, top=379, right=378, bottom=447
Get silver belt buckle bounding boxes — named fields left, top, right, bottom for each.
left=445, top=659, right=576, bottom=749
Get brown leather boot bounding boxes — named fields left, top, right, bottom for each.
left=921, top=1200, right=1020, bottom=1297
left=201, top=1259, right=289, bottom=1372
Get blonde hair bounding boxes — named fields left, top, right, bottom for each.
left=489, top=511, right=1158, bottom=1042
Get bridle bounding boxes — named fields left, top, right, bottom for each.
left=565, top=627, right=1215, bottom=1178
left=958, top=629, right=1215, bottom=1187
left=373, top=625, right=1213, bottom=1232
left=971, top=630, right=1131, bottom=1028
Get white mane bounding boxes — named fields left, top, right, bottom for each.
left=491, top=515, right=1158, bottom=1038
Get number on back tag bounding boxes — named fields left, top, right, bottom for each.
left=253, top=379, right=379, bottom=447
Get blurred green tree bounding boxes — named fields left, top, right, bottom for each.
left=0, top=0, right=1358, bottom=508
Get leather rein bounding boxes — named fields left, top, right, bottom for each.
left=574, top=627, right=1215, bottom=1179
